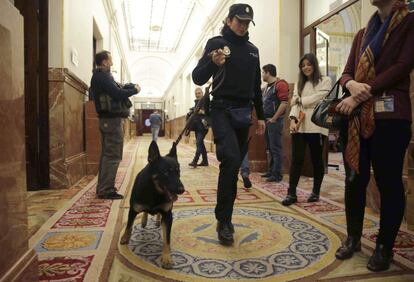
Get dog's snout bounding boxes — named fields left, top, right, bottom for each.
left=177, top=186, right=185, bottom=194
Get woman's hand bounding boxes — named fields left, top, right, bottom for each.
left=336, top=96, right=359, bottom=115
left=211, top=49, right=226, bottom=66
left=256, top=120, right=265, bottom=135
left=346, top=80, right=372, bottom=103
left=289, top=120, right=298, bottom=133
left=290, top=96, right=301, bottom=106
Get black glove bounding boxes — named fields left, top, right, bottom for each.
left=123, top=83, right=136, bottom=89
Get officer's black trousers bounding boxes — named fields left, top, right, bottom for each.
left=210, top=103, right=249, bottom=224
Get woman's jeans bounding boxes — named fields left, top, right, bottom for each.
left=288, top=133, right=326, bottom=196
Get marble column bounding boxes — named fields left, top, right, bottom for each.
left=49, top=68, right=88, bottom=188
left=85, top=101, right=100, bottom=175
left=0, top=1, right=38, bottom=281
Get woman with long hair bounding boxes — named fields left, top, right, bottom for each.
left=335, top=0, right=414, bottom=272
left=282, top=53, right=331, bottom=206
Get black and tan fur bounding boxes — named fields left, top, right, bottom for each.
left=120, top=141, right=184, bottom=269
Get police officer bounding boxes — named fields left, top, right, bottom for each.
left=90, top=50, right=140, bottom=199
left=192, top=3, right=265, bottom=246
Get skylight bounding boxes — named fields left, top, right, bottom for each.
left=123, top=0, right=196, bottom=52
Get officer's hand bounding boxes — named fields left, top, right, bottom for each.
left=212, top=49, right=226, bottom=66
left=256, top=120, right=265, bottom=135
left=135, top=84, right=141, bottom=93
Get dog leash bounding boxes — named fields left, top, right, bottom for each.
left=175, top=66, right=227, bottom=145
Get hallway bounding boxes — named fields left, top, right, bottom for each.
left=29, top=136, right=414, bottom=281
left=3, top=0, right=414, bottom=281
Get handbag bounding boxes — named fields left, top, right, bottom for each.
left=311, top=80, right=360, bottom=130
left=227, top=105, right=253, bottom=129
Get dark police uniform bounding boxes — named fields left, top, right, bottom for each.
left=192, top=22, right=264, bottom=230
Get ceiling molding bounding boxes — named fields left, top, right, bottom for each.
left=161, top=0, right=234, bottom=100
left=103, top=0, right=131, bottom=81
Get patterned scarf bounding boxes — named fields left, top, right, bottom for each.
left=345, top=2, right=408, bottom=173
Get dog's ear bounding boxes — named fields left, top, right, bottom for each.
left=166, top=142, right=177, bottom=160
left=148, top=141, right=161, bottom=163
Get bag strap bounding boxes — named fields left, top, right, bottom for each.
left=326, top=79, right=341, bottom=100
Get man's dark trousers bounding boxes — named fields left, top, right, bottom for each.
left=266, top=117, right=284, bottom=181
left=96, top=117, right=123, bottom=196
left=194, top=126, right=208, bottom=162
left=211, top=103, right=249, bottom=224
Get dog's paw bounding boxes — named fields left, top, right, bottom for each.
left=120, top=233, right=130, bottom=245
left=161, top=254, right=174, bottom=269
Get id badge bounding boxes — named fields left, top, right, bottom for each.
left=375, top=94, right=394, bottom=113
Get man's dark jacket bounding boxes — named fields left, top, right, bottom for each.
left=90, top=68, right=138, bottom=118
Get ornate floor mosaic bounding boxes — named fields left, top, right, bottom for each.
left=119, top=206, right=340, bottom=281
left=110, top=138, right=414, bottom=281
left=30, top=138, right=140, bottom=282
left=29, top=137, right=414, bottom=281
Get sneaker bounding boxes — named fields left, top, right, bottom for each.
left=282, top=195, right=297, bottom=206
left=98, top=192, right=124, bottom=200
left=242, top=176, right=252, bottom=188
left=261, top=172, right=272, bottom=178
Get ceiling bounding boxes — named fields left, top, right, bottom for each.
left=119, top=0, right=221, bottom=98
left=123, top=0, right=196, bottom=52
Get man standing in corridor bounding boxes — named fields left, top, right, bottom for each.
left=149, top=110, right=163, bottom=142
left=262, top=64, right=289, bottom=183
left=90, top=50, right=141, bottom=200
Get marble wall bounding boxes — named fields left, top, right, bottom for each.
left=49, top=68, right=88, bottom=188
left=0, top=1, right=38, bottom=281
left=85, top=101, right=101, bottom=175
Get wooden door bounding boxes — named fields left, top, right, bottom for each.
left=14, top=0, right=49, bottom=190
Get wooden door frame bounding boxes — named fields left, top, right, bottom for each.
left=14, top=0, right=49, bottom=189
left=300, top=0, right=359, bottom=56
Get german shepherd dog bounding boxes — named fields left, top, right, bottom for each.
left=120, top=141, right=185, bottom=268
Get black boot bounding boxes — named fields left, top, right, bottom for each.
left=216, top=221, right=234, bottom=246
left=335, top=236, right=361, bottom=260
left=242, top=176, right=252, bottom=188
left=282, top=195, right=297, bottom=206
left=198, top=160, right=209, bottom=166
left=198, top=153, right=208, bottom=166
left=367, top=244, right=393, bottom=272
left=307, top=193, right=320, bottom=202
